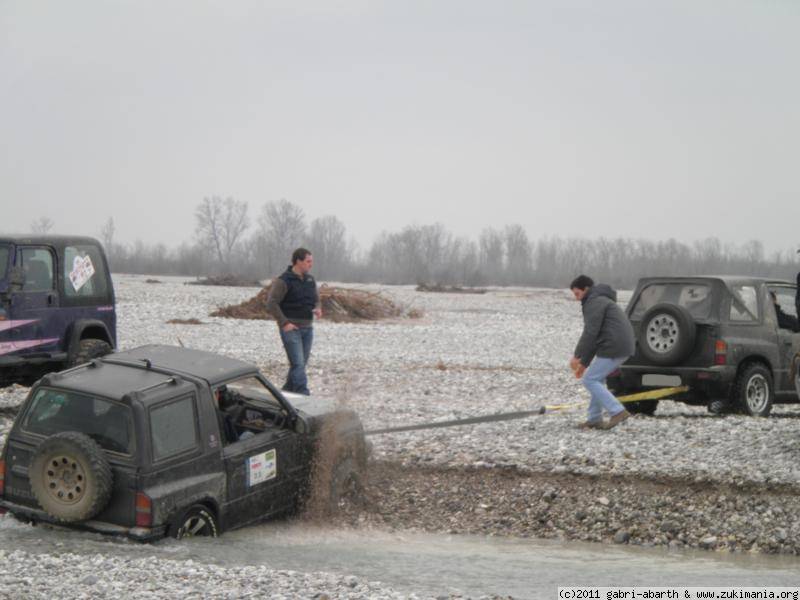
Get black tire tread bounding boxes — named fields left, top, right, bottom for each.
left=638, top=303, right=697, bottom=366
left=69, top=339, right=112, bottom=367
left=30, top=431, right=113, bottom=522
left=732, top=362, right=773, bottom=417
left=172, top=504, right=219, bottom=539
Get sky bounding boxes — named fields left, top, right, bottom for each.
left=1, top=1, right=799, bottom=255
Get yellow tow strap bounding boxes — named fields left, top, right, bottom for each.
left=544, top=385, right=690, bottom=412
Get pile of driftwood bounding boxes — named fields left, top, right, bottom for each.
left=210, top=283, right=422, bottom=322
left=186, top=275, right=264, bottom=287
left=416, top=283, right=487, bottom=294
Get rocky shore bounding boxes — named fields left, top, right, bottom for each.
left=1, top=276, right=799, bottom=597
left=334, top=461, right=800, bottom=555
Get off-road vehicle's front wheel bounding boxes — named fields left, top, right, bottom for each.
left=734, top=363, right=774, bottom=417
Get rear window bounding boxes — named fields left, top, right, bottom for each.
left=150, top=396, right=198, bottom=461
left=630, top=283, right=713, bottom=320
left=23, top=388, right=133, bottom=454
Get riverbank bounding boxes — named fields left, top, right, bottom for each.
left=332, top=461, right=800, bottom=555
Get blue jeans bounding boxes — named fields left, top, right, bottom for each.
left=279, top=326, right=313, bottom=395
left=582, top=356, right=628, bottom=422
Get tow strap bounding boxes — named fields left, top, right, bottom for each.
left=364, top=385, right=689, bottom=436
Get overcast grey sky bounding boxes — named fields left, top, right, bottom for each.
left=2, top=1, right=799, bottom=254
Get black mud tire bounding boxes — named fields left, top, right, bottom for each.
left=172, top=504, right=219, bottom=540
left=733, top=363, right=774, bottom=417
left=29, top=432, right=113, bottom=522
left=69, top=339, right=112, bottom=368
left=638, top=303, right=696, bottom=366
left=329, top=457, right=364, bottom=511
left=625, top=400, right=659, bottom=416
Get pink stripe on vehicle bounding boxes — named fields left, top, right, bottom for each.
left=0, top=319, right=38, bottom=333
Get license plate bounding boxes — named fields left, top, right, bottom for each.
left=642, top=374, right=682, bottom=387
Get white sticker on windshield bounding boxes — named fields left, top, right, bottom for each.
left=69, top=255, right=95, bottom=292
left=246, top=449, right=277, bottom=486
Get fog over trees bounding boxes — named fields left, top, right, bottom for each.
left=30, top=200, right=799, bottom=289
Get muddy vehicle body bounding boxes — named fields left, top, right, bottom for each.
left=0, top=345, right=367, bottom=541
left=608, top=276, right=800, bottom=416
left=0, top=235, right=116, bottom=385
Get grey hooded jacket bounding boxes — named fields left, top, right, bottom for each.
left=574, top=284, right=635, bottom=367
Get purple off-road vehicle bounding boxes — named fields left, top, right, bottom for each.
left=0, top=235, right=116, bottom=385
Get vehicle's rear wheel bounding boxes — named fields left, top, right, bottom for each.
left=172, top=505, right=219, bottom=539
left=625, top=400, right=659, bottom=416
left=734, top=363, right=774, bottom=417
left=29, top=432, right=113, bottom=522
left=638, top=303, right=696, bottom=366
left=69, top=339, right=112, bottom=367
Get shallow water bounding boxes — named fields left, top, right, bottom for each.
left=2, top=516, right=798, bottom=599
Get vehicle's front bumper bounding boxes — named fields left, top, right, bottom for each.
left=0, top=499, right=166, bottom=542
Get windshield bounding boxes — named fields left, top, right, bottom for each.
left=0, top=245, right=9, bottom=280
left=630, top=282, right=713, bottom=320
left=225, top=376, right=284, bottom=411
left=23, top=388, right=134, bottom=454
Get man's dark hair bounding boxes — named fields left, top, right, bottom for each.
left=291, top=247, right=312, bottom=264
left=570, top=274, right=594, bottom=290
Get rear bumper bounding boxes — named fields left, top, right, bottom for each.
left=0, top=498, right=166, bottom=542
left=610, top=365, right=737, bottom=400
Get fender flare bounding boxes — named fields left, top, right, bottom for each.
left=65, top=320, right=114, bottom=362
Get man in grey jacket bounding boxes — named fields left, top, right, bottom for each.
left=569, top=275, right=636, bottom=430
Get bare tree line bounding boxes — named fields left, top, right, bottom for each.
left=24, top=203, right=800, bottom=289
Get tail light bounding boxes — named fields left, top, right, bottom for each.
left=714, top=340, right=727, bottom=365
left=135, top=492, right=152, bottom=527
left=0, top=459, right=5, bottom=497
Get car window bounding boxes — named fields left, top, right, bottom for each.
left=16, top=247, right=54, bottom=292
left=729, top=285, right=759, bottom=322
left=0, top=245, right=9, bottom=280
left=63, top=245, right=109, bottom=298
left=227, top=376, right=283, bottom=410
left=150, top=396, right=198, bottom=461
left=630, top=283, right=712, bottom=320
left=23, top=388, right=133, bottom=454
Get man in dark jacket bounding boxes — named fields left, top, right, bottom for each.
left=266, top=248, right=321, bottom=395
left=569, top=274, right=636, bottom=430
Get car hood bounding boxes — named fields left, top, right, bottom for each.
left=283, top=391, right=364, bottom=433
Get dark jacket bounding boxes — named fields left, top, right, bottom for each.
left=265, top=267, right=319, bottom=328
left=574, top=284, right=635, bottom=367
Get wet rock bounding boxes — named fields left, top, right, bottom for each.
left=700, top=536, right=718, bottom=549
left=613, top=530, right=630, bottom=544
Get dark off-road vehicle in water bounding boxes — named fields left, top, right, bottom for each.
left=0, top=235, right=116, bottom=385
left=0, top=345, right=368, bottom=540
left=608, top=276, right=800, bottom=417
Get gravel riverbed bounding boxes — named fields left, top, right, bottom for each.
left=1, top=274, right=799, bottom=597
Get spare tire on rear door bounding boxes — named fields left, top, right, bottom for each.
left=29, top=431, right=113, bottom=522
left=638, top=303, right=697, bottom=366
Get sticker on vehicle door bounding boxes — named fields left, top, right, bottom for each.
left=246, top=449, right=277, bottom=486
left=69, top=255, right=95, bottom=292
